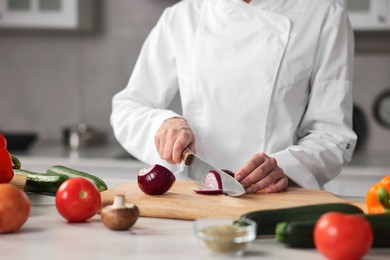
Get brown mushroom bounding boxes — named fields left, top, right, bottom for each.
left=100, top=194, right=139, bottom=230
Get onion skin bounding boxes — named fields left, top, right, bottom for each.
left=138, top=164, right=176, bottom=195
left=194, top=188, right=222, bottom=195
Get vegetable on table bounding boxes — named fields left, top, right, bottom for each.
left=366, top=175, right=390, bottom=213
left=0, top=133, right=15, bottom=183
left=138, top=164, right=176, bottom=195
left=14, top=169, right=69, bottom=195
left=276, top=213, right=390, bottom=248
left=101, top=194, right=139, bottom=230
left=314, top=212, right=373, bottom=260
left=16, top=165, right=107, bottom=195
left=235, top=203, right=364, bottom=236
left=55, top=177, right=101, bottom=222
left=0, top=183, right=31, bottom=233
left=46, top=165, right=107, bottom=192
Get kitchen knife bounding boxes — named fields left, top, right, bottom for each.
left=181, top=148, right=245, bottom=197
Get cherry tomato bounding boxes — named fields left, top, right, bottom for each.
left=55, top=177, right=101, bottom=222
left=0, top=183, right=31, bottom=233
left=314, top=212, right=373, bottom=260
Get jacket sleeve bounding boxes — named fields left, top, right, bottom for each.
left=110, top=9, right=182, bottom=169
left=271, top=2, right=357, bottom=188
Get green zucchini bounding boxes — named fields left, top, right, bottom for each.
left=46, top=165, right=107, bottom=192
left=14, top=169, right=69, bottom=195
left=276, top=214, right=390, bottom=248
left=236, top=203, right=364, bottom=236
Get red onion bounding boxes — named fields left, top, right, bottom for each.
left=193, top=170, right=223, bottom=195
left=138, top=164, right=176, bottom=195
left=194, top=187, right=222, bottom=195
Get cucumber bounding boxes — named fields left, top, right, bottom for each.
left=14, top=169, right=69, bottom=195
left=236, top=203, right=364, bottom=236
left=276, top=214, right=390, bottom=248
left=46, top=165, right=107, bottom=192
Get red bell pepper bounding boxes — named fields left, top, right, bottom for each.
left=0, top=133, right=14, bottom=183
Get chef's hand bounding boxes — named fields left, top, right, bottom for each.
left=155, top=117, right=196, bottom=164
left=235, top=153, right=288, bottom=193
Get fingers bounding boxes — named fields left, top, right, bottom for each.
left=264, top=175, right=289, bottom=193
left=235, top=153, right=288, bottom=194
left=154, top=117, right=196, bottom=164
left=246, top=168, right=287, bottom=193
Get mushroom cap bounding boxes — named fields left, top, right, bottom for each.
left=101, top=204, right=139, bottom=230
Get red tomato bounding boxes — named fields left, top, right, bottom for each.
left=314, top=212, right=373, bottom=260
left=0, top=183, right=31, bottom=233
left=55, top=177, right=101, bottom=222
left=0, top=133, right=7, bottom=148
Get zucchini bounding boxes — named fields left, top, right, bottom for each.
left=276, top=214, right=390, bottom=248
left=14, top=169, right=69, bottom=195
left=46, top=165, right=107, bottom=192
left=236, top=203, right=364, bottom=236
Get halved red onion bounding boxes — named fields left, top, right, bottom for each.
left=204, top=170, right=222, bottom=190
left=138, top=164, right=176, bottom=195
left=193, top=170, right=223, bottom=195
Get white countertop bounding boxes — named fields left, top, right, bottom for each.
left=3, top=151, right=390, bottom=260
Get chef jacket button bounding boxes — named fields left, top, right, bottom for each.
left=346, top=143, right=350, bottom=150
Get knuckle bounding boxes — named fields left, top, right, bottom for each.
left=269, top=157, right=277, bottom=165
left=263, top=175, right=274, bottom=185
left=255, top=152, right=266, bottom=158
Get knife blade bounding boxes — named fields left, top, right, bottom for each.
left=181, top=148, right=245, bottom=197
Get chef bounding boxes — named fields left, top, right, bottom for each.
left=110, top=0, right=357, bottom=193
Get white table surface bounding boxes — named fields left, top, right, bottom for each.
left=3, top=149, right=390, bottom=260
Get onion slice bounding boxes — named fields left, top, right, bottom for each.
left=138, top=164, right=176, bottom=195
left=194, top=188, right=222, bottom=195
left=193, top=170, right=223, bottom=195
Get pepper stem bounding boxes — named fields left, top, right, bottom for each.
left=11, top=154, right=21, bottom=169
left=377, top=187, right=390, bottom=210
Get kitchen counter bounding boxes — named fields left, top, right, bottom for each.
left=4, top=151, right=390, bottom=260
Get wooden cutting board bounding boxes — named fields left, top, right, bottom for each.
left=101, top=180, right=366, bottom=220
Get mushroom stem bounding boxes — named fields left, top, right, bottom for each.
left=112, top=194, right=125, bottom=209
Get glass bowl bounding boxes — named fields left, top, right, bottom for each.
left=194, top=217, right=257, bottom=256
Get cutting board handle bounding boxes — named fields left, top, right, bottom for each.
left=181, top=148, right=194, bottom=165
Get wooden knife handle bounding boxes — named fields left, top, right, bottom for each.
left=181, top=148, right=194, bottom=165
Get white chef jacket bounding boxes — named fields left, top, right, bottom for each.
left=111, top=0, right=357, bottom=189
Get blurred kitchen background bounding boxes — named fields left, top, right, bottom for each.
left=0, top=0, right=182, bottom=156
left=0, top=0, right=390, bottom=196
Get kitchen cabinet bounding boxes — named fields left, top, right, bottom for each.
left=0, top=0, right=95, bottom=31
left=343, top=0, right=390, bottom=30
